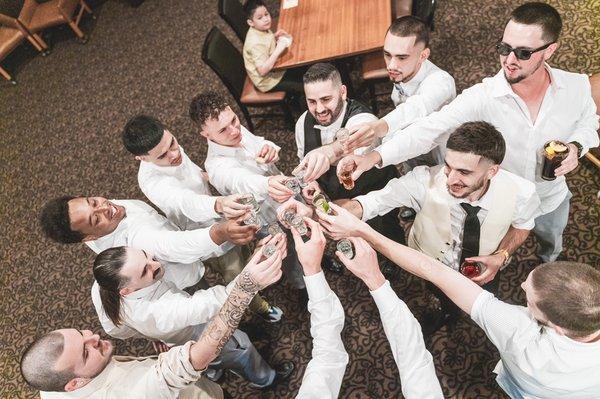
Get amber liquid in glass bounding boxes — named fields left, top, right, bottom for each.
left=541, top=140, right=568, bottom=181
left=340, top=170, right=355, bottom=190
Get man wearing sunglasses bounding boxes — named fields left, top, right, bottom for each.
left=339, top=2, right=599, bottom=263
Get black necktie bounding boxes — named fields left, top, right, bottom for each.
left=460, top=203, right=481, bottom=264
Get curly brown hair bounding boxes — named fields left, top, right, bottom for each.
left=189, top=91, right=229, bottom=128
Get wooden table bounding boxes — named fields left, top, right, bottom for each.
left=274, top=0, right=392, bottom=70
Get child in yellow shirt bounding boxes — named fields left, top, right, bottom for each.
left=242, top=0, right=305, bottom=95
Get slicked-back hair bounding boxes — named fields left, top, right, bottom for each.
left=21, top=331, right=75, bottom=392
left=189, top=91, right=230, bottom=128
left=302, top=62, right=342, bottom=86
left=93, top=247, right=130, bottom=326
left=531, top=261, right=600, bottom=338
left=122, top=115, right=165, bottom=156
left=509, top=2, right=562, bottom=43
left=39, top=196, right=84, bottom=244
left=243, top=0, right=266, bottom=19
left=388, top=15, right=430, bottom=48
left=446, top=121, right=506, bottom=165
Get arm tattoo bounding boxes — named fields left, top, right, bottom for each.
left=199, top=270, right=260, bottom=356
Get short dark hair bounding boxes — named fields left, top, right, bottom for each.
left=243, top=0, right=267, bottom=19
left=532, top=261, right=600, bottom=338
left=509, top=2, right=562, bottom=43
left=122, top=115, right=166, bottom=156
left=21, top=331, right=76, bottom=392
left=302, top=62, right=342, bottom=86
left=388, top=15, right=430, bottom=48
left=446, top=121, right=506, bottom=165
left=94, top=247, right=129, bottom=326
left=39, top=196, right=84, bottom=244
left=189, top=91, right=229, bottom=128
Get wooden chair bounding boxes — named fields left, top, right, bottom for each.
left=585, top=73, right=600, bottom=169
left=0, top=12, right=46, bottom=84
left=201, top=27, right=294, bottom=132
left=361, top=0, right=437, bottom=114
left=18, top=0, right=93, bottom=48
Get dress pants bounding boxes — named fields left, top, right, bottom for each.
left=191, top=324, right=276, bottom=387
left=532, top=191, right=571, bottom=262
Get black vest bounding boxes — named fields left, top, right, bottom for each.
left=303, top=99, right=399, bottom=200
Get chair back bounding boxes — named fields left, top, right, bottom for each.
left=202, top=26, right=246, bottom=99
left=218, top=0, right=249, bottom=42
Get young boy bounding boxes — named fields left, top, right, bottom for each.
left=242, top=0, right=304, bottom=95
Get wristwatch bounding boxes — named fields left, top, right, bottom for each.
left=493, top=248, right=510, bottom=267
left=569, top=141, right=583, bottom=158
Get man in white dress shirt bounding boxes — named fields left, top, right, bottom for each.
left=320, top=205, right=600, bottom=399
left=189, top=90, right=305, bottom=290
left=121, top=114, right=282, bottom=322
left=293, top=63, right=406, bottom=273
left=348, top=15, right=455, bottom=174
left=323, top=122, right=540, bottom=333
left=340, top=3, right=599, bottom=262
left=39, top=196, right=255, bottom=274
left=20, top=243, right=287, bottom=398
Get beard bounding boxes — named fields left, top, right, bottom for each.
left=447, top=176, right=487, bottom=199
left=504, top=56, right=544, bottom=84
left=313, top=97, right=344, bottom=127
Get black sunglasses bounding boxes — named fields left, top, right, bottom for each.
left=495, top=41, right=554, bottom=60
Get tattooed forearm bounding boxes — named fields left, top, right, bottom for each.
left=192, top=270, right=260, bottom=368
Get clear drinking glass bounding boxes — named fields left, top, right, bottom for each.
left=290, top=214, right=308, bottom=235
left=238, top=193, right=259, bottom=211
left=336, top=239, right=355, bottom=259
left=262, top=243, right=277, bottom=257
left=285, top=178, right=301, bottom=195
left=541, top=140, right=569, bottom=181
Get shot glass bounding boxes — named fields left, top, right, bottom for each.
left=336, top=239, right=355, bottom=259
left=267, top=222, right=284, bottom=236
left=238, top=193, right=260, bottom=212
left=459, top=260, right=485, bottom=278
left=262, top=243, right=277, bottom=257
left=285, top=178, right=301, bottom=195
left=290, top=214, right=308, bottom=235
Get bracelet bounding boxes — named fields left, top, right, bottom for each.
left=493, top=248, right=510, bottom=266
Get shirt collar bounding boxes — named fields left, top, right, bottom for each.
left=314, top=101, right=347, bottom=131
left=491, top=63, right=563, bottom=98
left=125, top=279, right=165, bottom=300
left=396, top=59, right=432, bottom=96
left=60, top=360, right=117, bottom=398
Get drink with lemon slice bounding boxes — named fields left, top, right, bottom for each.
left=541, top=140, right=569, bottom=181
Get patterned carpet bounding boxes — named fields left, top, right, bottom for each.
left=0, top=0, right=599, bottom=398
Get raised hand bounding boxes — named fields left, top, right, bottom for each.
left=256, top=144, right=280, bottom=164
left=268, top=175, right=295, bottom=203
left=293, top=149, right=331, bottom=183
left=277, top=197, right=314, bottom=228
left=316, top=202, right=367, bottom=240
left=290, top=217, right=326, bottom=276
left=215, top=194, right=252, bottom=219
left=336, top=237, right=385, bottom=291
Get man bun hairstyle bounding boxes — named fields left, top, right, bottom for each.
left=388, top=15, right=430, bottom=48
left=39, top=196, right=84, bottom=244
left=509, top=2, right=562, bottom=43
left=189, top=91, right=230, bottom=128
left=302, top=62, right=342, bottom=86
left=93, top=247, right=130, bottom=326
left=446, top=121, right=506, bottom=165
left=20, top=331, right=76, bottom=392
left=532, top=261, right=600, bottom=338
left=243, top=0, right=266, bottom=19
left=122, top=115, right=166, bottom=156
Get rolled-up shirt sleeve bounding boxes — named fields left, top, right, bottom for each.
left=149, top=341, right=205, bottom=397
left=569, top=77, right=599, bottom=156
left=296, top=272, right=348, bottom=399
left=371, top=281, right=443, bottom=399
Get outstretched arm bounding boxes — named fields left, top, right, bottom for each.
left=292, top=218, right=348, bottom=399
left=189, top=240, right=284, bottom=371
left=337, top=238, right=443, bottom=399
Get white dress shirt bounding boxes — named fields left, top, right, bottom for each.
left=91, top=277, right=231, bottom=346
left=375, top=65, right=599, bottom=214
left=85, top=200, right=227, bottom=270
left=371, top=281, right=443, bottom=399
left=40, top=342, right=223, bottom=399
left=138, top=146, right=220, bottom=231
left=383, top=59, right=456, bottom=132
left=205, top=126, right=282, bottom=221
left=294, top=100, right=379, bottom=160
left=471, top=291, right=600, bottom=399
left=356, top=166, right=540, bottom=270
left=296, top=272, right=348, bottom=399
